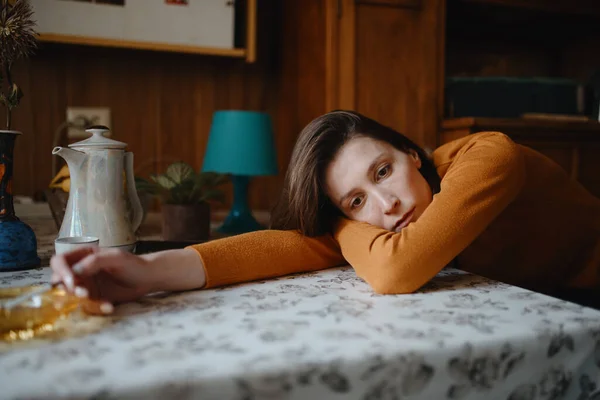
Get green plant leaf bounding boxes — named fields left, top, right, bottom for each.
left=134, top=177, right=159, bottom=195
left=145, top=163, right=228, bottom=205
left=199, top=189, right=226, bottom=203
left=165, top=162, right=195, bottom=185
left=150, top=173, right=177, bottom=190
left=7, top=83, right=22, bottom=108
left=196, top=171, right=229, bottom=188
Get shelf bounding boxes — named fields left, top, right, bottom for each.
left=456, top=0, right=600, bottom=18
left=442, top=117, right=600, bottom=142
left=444, top=117, right=600, bottom=132
left=356, top=0, right=422, bottom=9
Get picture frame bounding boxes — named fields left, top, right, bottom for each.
left=28, top=0, right=257, bottom=62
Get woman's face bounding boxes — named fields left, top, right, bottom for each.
left=324, top=136, right=433, bottom=232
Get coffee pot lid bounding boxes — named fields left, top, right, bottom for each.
left=69, top=125, right=127, bottom=150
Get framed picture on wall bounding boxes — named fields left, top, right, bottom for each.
left=27, top=0, right=257, bottom=62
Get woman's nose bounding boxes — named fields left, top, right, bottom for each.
left=378, top=193, right=400, bottom=214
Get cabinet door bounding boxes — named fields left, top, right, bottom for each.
left=578, top=144, right=600, bottom=198
left=326, top=0, right=445, bottom=150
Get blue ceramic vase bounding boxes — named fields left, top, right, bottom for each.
left=0, top=130, right=40, bottom=271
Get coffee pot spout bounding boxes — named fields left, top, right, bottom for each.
left=52, top=146, right=86, bottom=171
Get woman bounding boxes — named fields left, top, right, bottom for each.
left=51, top=110, right=600, bottom=314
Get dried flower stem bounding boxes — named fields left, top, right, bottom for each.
left=0, top=0, right=38, bottom=130
left=3, top=63, right=13, bottom=129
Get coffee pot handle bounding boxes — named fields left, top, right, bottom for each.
left=125, top=152, right=144, bottom=233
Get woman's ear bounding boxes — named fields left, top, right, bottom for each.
left=408, top=149, right=422, bottom=169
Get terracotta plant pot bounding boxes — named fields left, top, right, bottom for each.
left=161, top=202, right=211, bottom=242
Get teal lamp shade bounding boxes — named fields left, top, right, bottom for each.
left=203, top=111, right=278, bottom=234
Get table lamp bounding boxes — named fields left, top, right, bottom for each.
left=203, top=110, right=278, bottom=234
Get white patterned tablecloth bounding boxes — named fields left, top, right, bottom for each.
left=1, top=264, right=600, bottom=400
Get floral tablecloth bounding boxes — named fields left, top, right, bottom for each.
left=1, top=208, right=600, bottom=399
left=2, top=264, right=600, bottom=400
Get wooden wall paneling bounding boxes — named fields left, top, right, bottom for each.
left=7, top=62, right=35, bottom=197
left=156, top=53, right=199, bottom=176
left=336, top=0, right=356, bottom=111
left=325, top=0, right=340, bottom=112
left=243, top=64, right=267, bottom=112
left=113, top=50, right=161, bottom=181
left=270, top=0, right=299, bottom=198
left=6, top=45, right=69, bottom=198
left=296, top=0, right=327, bottom=125
left=30, top=46, right=68, bottom=195
left=246, top=65, right=280, bottom=211
left=252, top=0, right=301, bottom=213
left=191, top=57, right=233, bottom=211
left=217, top=59, right=247, bottom=110
left=190, top=62, right=216, bottom=172
left=64, top=47, right=112, bottom=108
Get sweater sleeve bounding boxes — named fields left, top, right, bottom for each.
left=186, top=230, right=345, bottom=288
left=333, top=132, right=526, bottom=294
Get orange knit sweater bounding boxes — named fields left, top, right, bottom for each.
left=188, top=132, right=600, bottom=295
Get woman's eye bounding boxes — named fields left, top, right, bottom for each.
left=376, top=165, right=390, bottom=180
left=350, top=197, right=363, bottom=209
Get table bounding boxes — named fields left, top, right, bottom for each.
left=2, top=206, right=600, bottom=399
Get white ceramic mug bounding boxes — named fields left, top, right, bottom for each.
left=54, top=236, right=99, bottom=255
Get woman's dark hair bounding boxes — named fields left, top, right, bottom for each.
left=270, top=110, right=441, bottom=237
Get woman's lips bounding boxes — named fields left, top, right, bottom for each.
left=393, top=208, right=415, bottom=232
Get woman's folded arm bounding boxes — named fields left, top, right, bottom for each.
left=187, top=229, right=346, bottom=288
left=334, top=132, right=526, bottom=294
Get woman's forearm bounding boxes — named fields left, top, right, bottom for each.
left=142, top=249, right=207, bottom=293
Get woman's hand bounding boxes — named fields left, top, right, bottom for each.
left=50, top=247, right=154, bottom=314
left=50, top=247, right=206, bottom=315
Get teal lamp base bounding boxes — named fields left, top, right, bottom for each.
left=217, top=175, right=265, bottom=235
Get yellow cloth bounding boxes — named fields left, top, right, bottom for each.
left=188, top=132, right=600, bottom=294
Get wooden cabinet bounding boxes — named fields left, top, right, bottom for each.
left=292, top=0, right=600, bottom=185
left=442, top=117, right=600, bottom=197
left=440, top=0, right=600, bottom=197
left=312, top=0, right=446, bottom=150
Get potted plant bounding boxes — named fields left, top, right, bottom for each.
left=0, top=0, right=40, bottom=271
left=136, top=161, right=228, bottom=241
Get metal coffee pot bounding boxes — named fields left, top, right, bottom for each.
left=52, top=126, right=143, bottom=252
